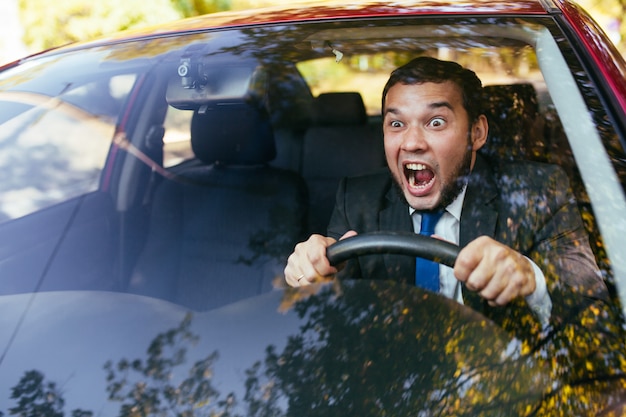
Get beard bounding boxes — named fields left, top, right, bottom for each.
left=436, top=145, right=472, bottom=209
left=391, top=137, right=473, bottom=211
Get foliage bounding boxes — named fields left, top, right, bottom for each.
left=578, top=0, right=626, bottom=53
left=4, top=369, right=92, bottom=417
left=18, top=0, right=181, bottom=52
left=2, top=282, right=625, bottom=416
left=170, top=0, right=232, bottom=18
left=15, top=0, right=626, bottom=58
left=103, top=313, right=236, bottom=417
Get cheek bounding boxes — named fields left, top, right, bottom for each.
left=383, top=138, right=400, bottom=174
left=383, top=133, right=400, bottom=158
left=437, top=145, right=467, bottom=176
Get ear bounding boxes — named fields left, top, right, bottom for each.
left=470, top=114, right=488, bottom=151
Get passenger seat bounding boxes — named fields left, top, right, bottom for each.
left=129, top=99, right=308, bottom=310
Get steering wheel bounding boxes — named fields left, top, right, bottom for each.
left=326, top=231, right=460, bottom=267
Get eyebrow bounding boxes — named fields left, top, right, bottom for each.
left=384, top=107, right=400, bottom=116
left=384, top=101, right=454, bottom=116
left=428, top=101, right=454, bottom=111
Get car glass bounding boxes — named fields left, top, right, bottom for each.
left=0, top=12, right=624, bottom=416
left=0, top=70, right=137, bottom=220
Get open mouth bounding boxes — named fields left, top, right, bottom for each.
left=405, top=163, right=435, bottom=190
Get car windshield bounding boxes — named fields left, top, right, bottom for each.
left=0, top=12, right=625, bottom=416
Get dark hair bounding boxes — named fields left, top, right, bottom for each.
left=382, top=56, right=484, bottom=123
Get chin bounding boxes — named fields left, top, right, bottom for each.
left=405, top=193, right=440, bottom=212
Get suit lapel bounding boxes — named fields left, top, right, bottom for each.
left=460, top=156, right=499, bottom=245
left=380, top=186, right=414, bottom=283
left=459, top=155, right=499, bottom=312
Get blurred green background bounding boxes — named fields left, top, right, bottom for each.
left=0, top=0, right=624, bottom=65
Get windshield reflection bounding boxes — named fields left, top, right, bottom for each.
left=2, top=281, right=625, bottom=416
left=1, top=16, right=626, bottom=417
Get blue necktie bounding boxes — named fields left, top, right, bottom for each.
left=415, top=210, right=444, bottom=291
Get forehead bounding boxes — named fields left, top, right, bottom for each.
left=385, top=81, right=464, bottom=110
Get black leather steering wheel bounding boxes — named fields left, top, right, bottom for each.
left=326, top=231, right=460, bottom=267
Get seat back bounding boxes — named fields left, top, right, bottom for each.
left=480, top=83, right=547, bottom=162
left=191, top=100, right=277, bottom=165
left=301, top=92, right=385, bottom=234
left=129, top=100, right=307, bottom=310
left=267, top=65, right=315, bottom=174
left=480, top=83, right=609, bottom=271
left=480, top=83, right=587, bottom=199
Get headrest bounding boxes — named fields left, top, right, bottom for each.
left=314, top=92, right=368, bottom=126
left=484, top=83, right=539, bottom=120
left=481, top=83, right=545, bottom=161
left=190, top=100, right=276, bottom=165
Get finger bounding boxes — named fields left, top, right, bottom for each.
left=284, top=253, right=305, bottom=287
left=294, top=273, right=311, bottom=287
left=473, top=253, right=516, bottom=301
left=285, top=235, right=338, bottom=287
left=285, top=263, right=318, bottom=287
left=477, top=268, right=511, bottom=304
left=455, top=236, right=510, bottom=293
left=483, top=257, right=534, bottom=304
left=302, top=236, right=338, bottom=276
left=284, top=240, right=318, bottom=287
left=430, top=234, right=453, bottom=243
left=340, top=230, right=358, bottom=240
left=454, top=237, right=490, bottom=285
left=482, top=275, right=523, bottom=306
left=463, top=258, right=495, bottom=292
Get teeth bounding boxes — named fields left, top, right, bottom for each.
left=406, top=163, right=427, bottom=171
left=406, top=163, right=431, bottom=188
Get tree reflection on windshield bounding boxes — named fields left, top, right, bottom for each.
left=3, top=281, right=625, bottom=416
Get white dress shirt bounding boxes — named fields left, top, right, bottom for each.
left=410, top=186, right=552, bottom=326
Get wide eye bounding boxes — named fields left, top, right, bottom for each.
left=389, top=120, right=404, bottom=128
left=428, top=117, right=446, bottom=128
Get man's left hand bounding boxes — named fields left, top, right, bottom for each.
left=454, top=236, right=536, bottom=306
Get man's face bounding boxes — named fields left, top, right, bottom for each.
left=383, top=81, right=487, bottom=211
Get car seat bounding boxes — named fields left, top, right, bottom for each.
left=301, top=92, right=385, bottom=234
left=480, top=83, right=547, bottom=162
left=481, top=83, right=608, bottom=272
left=129, top=99, right=308, bottom=310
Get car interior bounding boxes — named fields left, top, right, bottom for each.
left=0, top=19, right=616, bottom=313
left=128, top=99, right=308, bottom=310
left=124, top=78, right=603, bottom=310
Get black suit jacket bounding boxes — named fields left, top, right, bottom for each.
left=327, top=155, right=608, bottom=330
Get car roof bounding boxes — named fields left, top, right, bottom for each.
left=38, top=0, right=555, bottom=52
left=152, top=0, right=551, bottom=30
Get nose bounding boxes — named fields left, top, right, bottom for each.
left=401, top=125, right=428, bottom=152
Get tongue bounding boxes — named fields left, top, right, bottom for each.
left=415, top=169, right=434, bottom=185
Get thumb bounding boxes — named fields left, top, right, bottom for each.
left=340, top=230, right=358, bottom=240
left=431, top=234, right=452, bottom=243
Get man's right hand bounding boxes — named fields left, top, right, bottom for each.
left=284, top=231, right=357, bottom=287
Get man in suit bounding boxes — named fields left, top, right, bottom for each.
left=284, top=57, right=607, bottom=330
